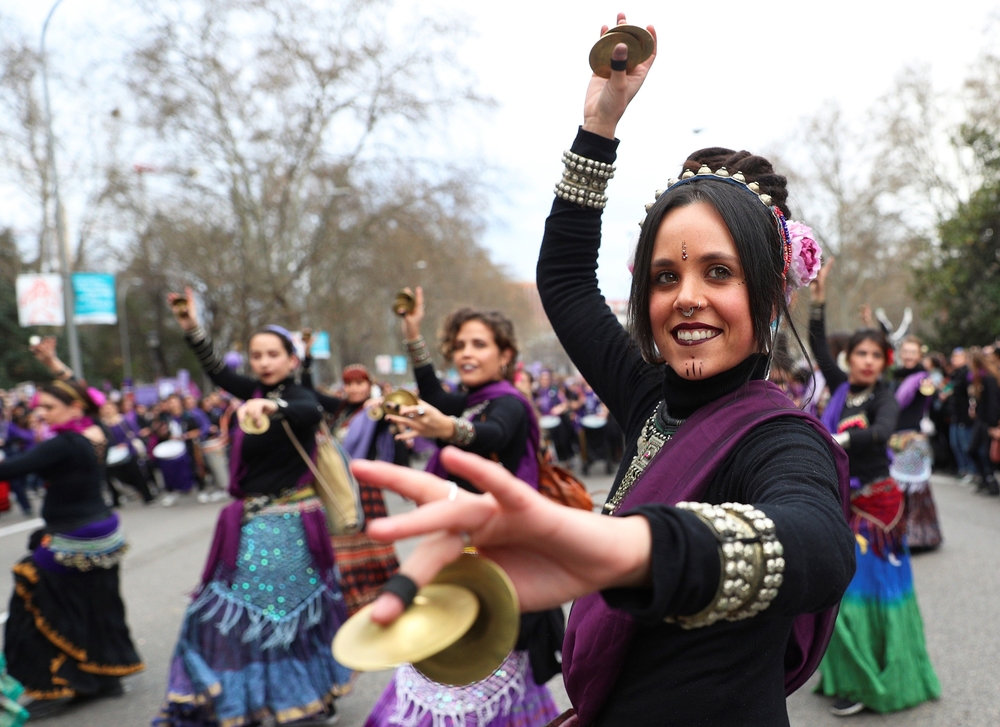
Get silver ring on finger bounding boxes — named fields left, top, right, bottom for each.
left=447, top=482, right=459, bottom=502
left=417, top=407, right=426, bottom=417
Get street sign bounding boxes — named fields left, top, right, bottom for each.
left=72, top=272, right=117, bottom=324
left=16, top=274, right=64, bottom=326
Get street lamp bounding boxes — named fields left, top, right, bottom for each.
left=41, top=0, right=83, bottom=378
left=118, top=277, right=142, bottom=384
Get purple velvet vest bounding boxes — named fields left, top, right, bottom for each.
left=561, top=380, right=850, bottom=725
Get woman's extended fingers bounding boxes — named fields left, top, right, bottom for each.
left=369, top=531, right=465, bottom=624
left=366, top=493, right=497, bottom=543
left=438, top=447, right=540, bottom=512
left=351, top=459, right=453, bottom=504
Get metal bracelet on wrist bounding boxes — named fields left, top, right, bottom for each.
left=404, top=335, right=431, bottom=367
left=187, top=324, right=208, bottom=344
left=664, top=502, right=783, bottom=629
left=554, top=150, right=616, bottom=210
left=447, top=417, right=476, bottom=447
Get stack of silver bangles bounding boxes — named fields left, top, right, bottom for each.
left=403, top=335, right=431, bottom=368
left=554, top=151, right=616, bottom=210
left=664, top=501, right=784, bottom=629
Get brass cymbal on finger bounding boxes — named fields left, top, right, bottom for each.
left=170, top=295, right=189, bottom=316
left=608, top=24, right=654, bottom=59
left=332, top=584, right=479, bottom=671
left=413, top=552, right=520, bottom=686
left=588, top=25, right=654, bottom=78
left=393, top=289, right=416, bottom=317
left=239, top=415, right=270, bottom=435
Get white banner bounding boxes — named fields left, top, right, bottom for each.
left=16, top=274, right=64, bottom=327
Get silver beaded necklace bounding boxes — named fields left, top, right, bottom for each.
left=604, top=403, right=681, bottom=514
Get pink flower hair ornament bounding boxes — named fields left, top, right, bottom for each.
left=784, top=220, right=822, bottom=292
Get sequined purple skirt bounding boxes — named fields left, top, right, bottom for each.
left=365, top=651, right=560, bottom=727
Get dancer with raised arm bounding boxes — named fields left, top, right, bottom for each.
left=154, top=288, right=350, bottom=727
left=0, top=378, right=142, bottom=718
left=349, top=15, right=855, bottom=726
left=361, top=287, right=561, bottom=727
left=809, top=263, right=940, bottom=715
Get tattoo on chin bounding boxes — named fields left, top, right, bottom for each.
left=685, top=358, right=704, bottom=379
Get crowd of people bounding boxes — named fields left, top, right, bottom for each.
left=0, top=14, right=994, bottom=727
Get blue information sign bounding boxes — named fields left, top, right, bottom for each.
left=72, top=273, right=117, bottom=324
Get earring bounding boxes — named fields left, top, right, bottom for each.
left=500, top=363, right=508, bottom=377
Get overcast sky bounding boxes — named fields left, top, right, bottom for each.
left=7, top=0, right=999, bottom=300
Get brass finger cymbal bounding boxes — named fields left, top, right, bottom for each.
left=239, top=414, right=270, bottom=435
left=412, top=552, right=520, bottom=686
left=589, top=25, right=654, bottom=78
left=332, top=583, right=479, bottom=671
left=170, top=296, right=189, bottom=316
left=393, top=289, right=416, bottom=317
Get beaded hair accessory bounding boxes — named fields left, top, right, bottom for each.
left=642, top=165, right=823, bottom=295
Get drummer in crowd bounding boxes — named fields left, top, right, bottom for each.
left=535, top=369, right=577, bottom=464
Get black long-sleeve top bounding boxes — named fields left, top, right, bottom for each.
left=186, top=330, right=323, bottom=495
left=948, top=365, right=973, bottom=425
left=536, top=128, right=854, bottom=727
left=971, top=372, right=1000, bottom=428
left=414, top=363, right=529, bottom=480
left=892, top=365, right=929, bottom=432
left=808, top=306, right=899, bottom=484
left=0, top=432, right=110, bottom=531
left=300, top=356, right=347, bottom=413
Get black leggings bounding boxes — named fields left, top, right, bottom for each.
left=107, top=459, right=156, bottom=503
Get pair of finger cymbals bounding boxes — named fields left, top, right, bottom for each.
left=589, top=24, right=654, bottom=78
left=239, top=414, right=270, bottom=435
left=332, top=552, right=520, bottom=686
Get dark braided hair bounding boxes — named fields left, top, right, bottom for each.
left=629, top=147, right=800, bottom=370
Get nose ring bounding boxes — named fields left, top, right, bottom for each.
left=681, top=302, right=702, bottom=317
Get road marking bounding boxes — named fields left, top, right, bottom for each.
left=0, top=518, right=44, bottom=539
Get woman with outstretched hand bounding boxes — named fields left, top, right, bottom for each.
left=352, top=14, right=855, bottom=727
left=808, top=262, right=940, bottom=716
left=363, top=287, right=562, bottom=727
left=154, top=288, right=350, bottom=727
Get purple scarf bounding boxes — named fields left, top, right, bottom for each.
left=341, top=412, right=396, bottom=463
left=51, top=416, right=95, bottom=435
left=894, top=371, right=925, bottom=411
left=426, top=379, right=540, bottom=488
left=820, top=381, right=850, bottom=436
left=200, top=391, right=333, bottom=587
left=561, top=381, right=850, bottom=725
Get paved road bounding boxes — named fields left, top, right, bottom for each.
left=0, top=471, right=995, bottom=725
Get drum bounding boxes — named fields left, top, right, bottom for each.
left=539, top=415, right=562, bottom=431
left=152, top=440, right=186, bottom=460
left=106, top=443, right=132, bottom=467
left=581, top=415, right=607, bottom=430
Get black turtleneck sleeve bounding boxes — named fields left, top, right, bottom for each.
left=808, top=303, right=847, bottom=392
left=414, top=363, right=529, bottom=473
left=536, top=128, right=663, bottom=438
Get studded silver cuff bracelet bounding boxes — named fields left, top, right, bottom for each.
left=664, top=501, right=784, bottom=629
left=554, top=150, right=616, bottom=210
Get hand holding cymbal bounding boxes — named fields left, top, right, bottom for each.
left=237, top=398, right=278, bottom=435
left=167, top=286, right=199, bottom=331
